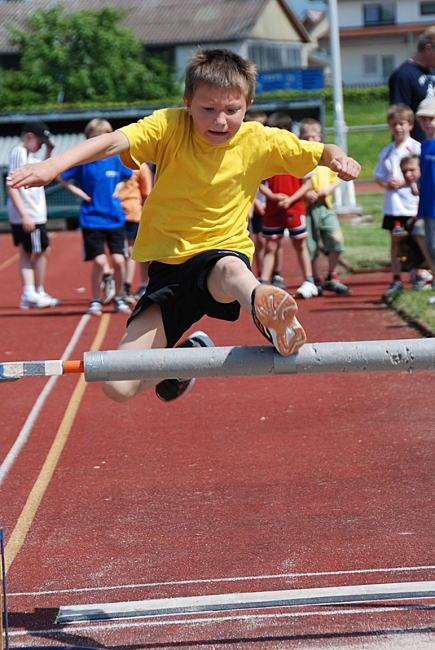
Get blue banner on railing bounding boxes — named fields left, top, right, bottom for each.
left=256, top=68, right=323, bottom=93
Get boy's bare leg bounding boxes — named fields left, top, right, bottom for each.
left=390, top=235, right=402, bottom=278
left=415, top=234, right=435, bottom=277
left=18, top=246, right=35, bottom=287
left=207, top=255, right=259, bottom=312
left=292, top=238, right=313, bottom=280
left=260, top=238, right=279, bottom=283
left=125, top=241, right=136, bottom=286
left=102, top=303, right=167, bottom=402
left=207, top=256, right=306, bottom=355
left=111, top=252, right=127, bottom=297
left=91, top=253, right=108, bottom=300
left=33, top=249, right=49, bottom=289
left=327, top=250, right=340, bottom=276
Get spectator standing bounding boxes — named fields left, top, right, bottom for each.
left=6, top=121, right=60, bottom=309
left=399, top=154, right=433, bottom=288
left=389, top=25, right=435, bottom=143
left=117, top=163, right=153, bottom=304
left=57, top=118, right=133, bottom=315
left=298, top=118, right=351, bottom=296
left=259, top=111, right=318, bottom=298
left=373, top=104, right=421, bottom=303
left=245, top=110, right=268, bottom=279
left=415, top=97, right=435, bottom=284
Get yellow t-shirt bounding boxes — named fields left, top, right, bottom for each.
left=309, top=166, right=338, bottom=210
left=119, top=108, right=323, bottom=264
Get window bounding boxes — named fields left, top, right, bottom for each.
left=248, top=44, right=301, bottom=71
left=364, top=55, right=377, bottom=75
left=363, top=4, right=395, bottom=26
left=421, top=2, right=435, bottom=15
left=382, top=55, right=394, bottom=81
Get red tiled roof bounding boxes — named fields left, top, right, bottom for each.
left=318, top=21, right=431, bottom=44
left=0, top=0, right=309, bottom=52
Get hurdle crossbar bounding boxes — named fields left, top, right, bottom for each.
left=83, top=338, right=435, bottom=381
left=56, top=580, right=435, bottom=623
left=1, top=339, right=434, bottom=383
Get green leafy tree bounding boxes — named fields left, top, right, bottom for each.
left=3, top=4, right=179, bottom=106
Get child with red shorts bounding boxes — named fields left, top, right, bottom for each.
left=259, top=112, right=318, bottom=299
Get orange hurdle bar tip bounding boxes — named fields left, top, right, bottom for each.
left=63, top=359, right=85, bottom=374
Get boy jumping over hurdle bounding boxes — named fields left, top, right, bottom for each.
left=7, top=49, right=360, bottom=403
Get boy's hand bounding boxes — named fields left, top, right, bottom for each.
left=410, top=181, right=419, bottom=196
left=21, top=214, right=35, bottom=233
left=329, top=156, right=361, bottom=181
left=305, top=189, right=319, bottom=204
left=269, top=191, right=289, bottom=203
left=7, top=159, right=56, bottom=189
left=277, top=196, right=292, bottom=209
left=387, top=175, right=403, bottom=189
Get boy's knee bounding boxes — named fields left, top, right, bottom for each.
left=102, top=380, right=135, bottom=403
left=112, top=253, right=126, bottom=269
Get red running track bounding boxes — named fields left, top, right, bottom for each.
left=1, top=227, right=435, bottom=649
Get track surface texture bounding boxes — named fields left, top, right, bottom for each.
left=1, top=221, right=435, bottom=649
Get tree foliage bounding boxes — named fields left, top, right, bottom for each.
left=1, top=4, right=180, bottom=108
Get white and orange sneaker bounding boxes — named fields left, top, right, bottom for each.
left=251, top=284, right=306, bottom=356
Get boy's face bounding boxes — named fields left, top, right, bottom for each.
left=388, top=117, right=412, bottom=142
left=418, top=114, right=435, bottom=139
left=183, top=85, right=250, bottom=145
left=298, top=125, right=322, bottom=142
left=25, top=133, right=44, bottom=153
left=401, top=160, right=420, bottom=184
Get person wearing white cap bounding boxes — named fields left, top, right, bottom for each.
left=6, top=122, right=60, bottom=309
left=415, top=96, right=435, bottom=285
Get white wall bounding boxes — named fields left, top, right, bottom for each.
left=339, top=0, right=435, bottom=28
left=341, top=42, right=409, bottom=85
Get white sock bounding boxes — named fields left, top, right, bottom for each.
left=36, top=286, right=45, bottom=294
left=23, top=285, right=36, bottom=297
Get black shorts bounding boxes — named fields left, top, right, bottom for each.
left=82, top=226, right=127, bottom=261
left=251, top=211, right=263, bottom=234
left=127, top=249, right=251, bottom=347
left=125, top=221, right=139, bottom=240
left=11, top=223, right=50, bottom=253
left=382, top=215, right=409, bottom=231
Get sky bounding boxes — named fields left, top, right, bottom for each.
left=286, top=0, right=326, bottom=17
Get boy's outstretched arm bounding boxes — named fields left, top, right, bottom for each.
left=319, top=143, right=361, bottom=181
left=7, top=131, right=130, bottom=189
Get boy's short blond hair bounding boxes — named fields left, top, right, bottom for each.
left=400, top=153, right=420, bottom=169
left=387, top=103, right=414, bottom=124
left=184, top=48, right=257, bottom=103
left=299, top=117, right=322, bottom=133
left=267, top=111, right=293, bottom=131
left=84, top=118, right=113, bottom=137
left=245, top=110, right=267, bottom=124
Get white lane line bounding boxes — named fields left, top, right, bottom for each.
left=55, top=581, right=435, bottom=623
left=0, top=315, right=90, bottom=486
left=7, top=605, right=435, bottom=638
left=8, top=565, right=435, bottom=598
